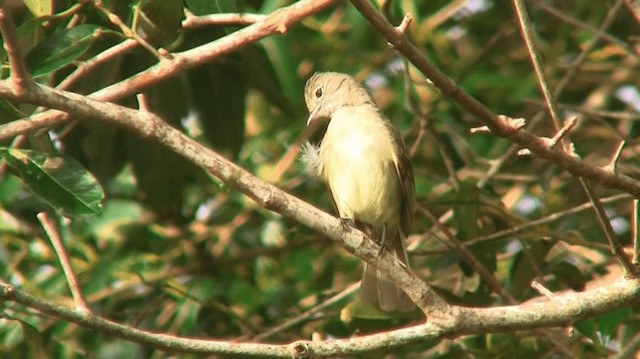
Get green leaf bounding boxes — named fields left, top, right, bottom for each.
left=24, top=0, right=53, bottom=17
left=509, top=239, right=555, bottom=298
left=186, top=0, right=239, bottom=16
left=574, top=318, right=599, bottom=347
left=0, top=148, right=104, bottom=216
left=240, top=43, right=297, bottom=116
left=597, top=307, right=632, bottom=340
left=452, top=180, right=481, bottom=241
left=550, top=260, right=586, bottom=291
left=138, top=0, right=185, bottom=46
left=25, top=24, right=108, bottom=77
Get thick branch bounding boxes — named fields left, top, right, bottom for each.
left=0, top=80, right=448, bottom=317
left=2, top=277, right=638, bottom=356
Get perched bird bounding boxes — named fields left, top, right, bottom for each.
left=302, top=72, right=415, bottom=312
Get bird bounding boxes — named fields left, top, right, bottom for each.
left=302, top=72, right=415, bottom=312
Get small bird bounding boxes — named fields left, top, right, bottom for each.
left=302, top=72, right=415, bottom=312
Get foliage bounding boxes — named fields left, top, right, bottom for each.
left=1, top=0, right=639, bottom=357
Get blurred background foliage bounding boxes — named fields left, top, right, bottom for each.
left=1, top=0, right=640, bottom=357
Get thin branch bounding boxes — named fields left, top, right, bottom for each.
left=633, top=199, right=639, bottom=267
left=531, top=281, right=556, bottom=300
left=460, top=194, right=631, bottom=249
left=36, top=213, right=89, bottom=312
left=614, top=330, right=640, bottom=359
left=418, top=205, right=516, bottom=304
left=0, top=0, right=342, bottom=141
left=0, top=5, right=32, bottom=93
left=554, top=0, right=626, bottom=95
left=512, top=0, right=565, bottom=143
left=92, top=1, right=166, bottom=60
left=182, top=13, right=267, bottom=28
left=348, top=0, right=640, bottom=197
left=624, top=0, right=640, bottom=24
left=582, top=182, right=639, bottom=276
left=604, top=140, right=626, bottom=174
left=252, top=283, right=359, bottom=341
left=56, top=39, right=139, bottom=91
left=546, top=116, right=578, bottom=149
left=534, top=1, right=639, bottom=61
left=526, top=100, right=640, bottom=122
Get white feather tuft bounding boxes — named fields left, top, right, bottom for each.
left=300, top=141, right=322, bottom=177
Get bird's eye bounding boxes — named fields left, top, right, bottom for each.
left=315, top=88, right=323, bottom=98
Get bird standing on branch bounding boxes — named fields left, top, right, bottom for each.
left=302, top=72, right=415, bottom=312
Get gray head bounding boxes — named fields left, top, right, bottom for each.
left=304, top=72, right=374, bottom=125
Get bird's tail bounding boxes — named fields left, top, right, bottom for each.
left=360, top=226, right=414, bottom=312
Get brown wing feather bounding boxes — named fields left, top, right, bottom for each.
left=385, top=119, right=415, bottom=236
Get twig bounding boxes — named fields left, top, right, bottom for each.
left=531, top=281, right=575, bottom=337
left=92, top=1, right=166, bottom=60
left=183, top=13, right=267, bottom=28
left=552, top=116, right=578, bottom=147
left=614, top=329, right=640, bottom=359
left=534, top=1, right=639, bottom=61
left=554, top=0, right=626, bottom=95
left=395, top=13, right=412, bottom=34
left=418, top=205, right=517, bottom=303
left=469, top=126, right=490, bottom=134
left=633, top=199, right=639, bottom=267
left=604, top=140, right=626, bottom=174
left=252, top=283, right=359, bottom=341
left=0, top=5, right=32, bottom=93
left=582, top=182, right=639, bottom=276
left=512, top=0, right=564, bottom=142
left=626, top=0, right=640, bottom=24
left=56, top=39, right=139, bottom=91
left=526, top=99, right=640, bottom=121
left=461, top=194, right=631, bottom=249
left=136, top=93, right=152, bottom=112
left=36, top=212, right=90, bottom=312
left=531, top=280, right=555, bottom=300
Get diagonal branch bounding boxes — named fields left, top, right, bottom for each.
left=36, top=213, right=90, bottom=312
left=0, top=0, right=340, bottom=141
left=348, top=0, right=640, bottom=198
left=0, top=79, right=448, bottom=317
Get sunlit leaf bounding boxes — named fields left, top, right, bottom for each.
left=0, top=148, right=104, bottom=216
left=24, top=0, right=53, bottom=17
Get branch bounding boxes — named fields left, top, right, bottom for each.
left=0, top=0, right=341, bottom=140
left=348, top=0, right=640, bottom=197
left=37, top=213, right=90, bottom=312
left=0, top=79, right=448, bottom=317
left=182, top=13, right=267, bottom=28
left=2, top=277, right=639, bottom=356
left=0, top=5, right=32, bottom=94
left=252, top=283, right=359, bottom=341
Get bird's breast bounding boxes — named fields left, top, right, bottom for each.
left=319, top=106, right=401, bottom=226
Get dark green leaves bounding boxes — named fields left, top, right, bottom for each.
left=0, top=148, right=104, bottom=216
left=25, top=24, right=109, bottom=77
left=138, top=0, right=185, bottom=45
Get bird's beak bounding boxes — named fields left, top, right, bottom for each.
left=306, top=106, right=319, bottom=126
